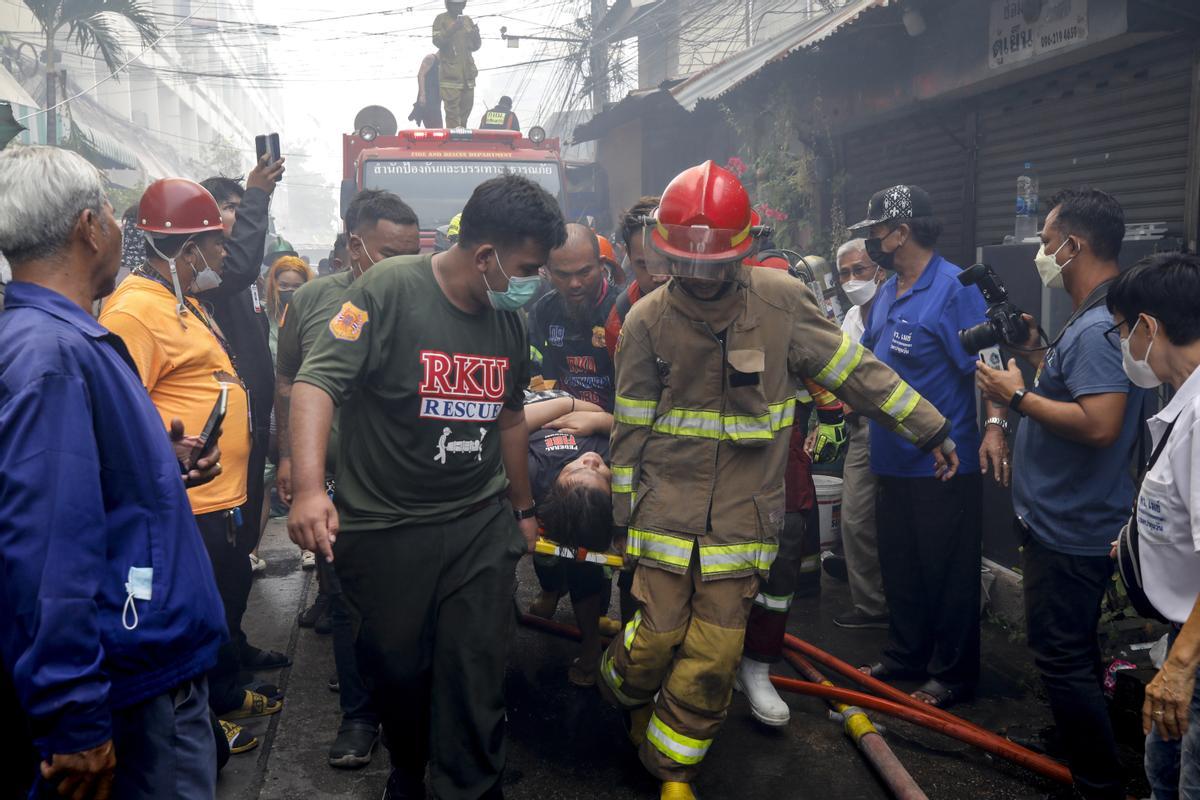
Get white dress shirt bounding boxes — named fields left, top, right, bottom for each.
left=1138, top=364, right=1200, bottom=624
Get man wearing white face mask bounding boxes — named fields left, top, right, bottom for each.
left=100, top=180, right=280, bottom=753
left=823, top=239, right=891, bottom=629
left=976, top=188, right=1146, bottom=800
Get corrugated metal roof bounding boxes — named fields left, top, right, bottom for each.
left=670, top=0, right=893, bottom=111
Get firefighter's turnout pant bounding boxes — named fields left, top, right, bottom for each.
left=333, top=500, right=526, bottom=799
left=599, top=554, right=758, bottom=783
left=440, top=85, right=475, bottom=129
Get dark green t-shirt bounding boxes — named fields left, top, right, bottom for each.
left=295, top=255, right=530, bottom=531
left=277, top=271, right=354, bottom=477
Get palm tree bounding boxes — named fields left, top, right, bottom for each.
left=22, top=0, right=159, bottom=145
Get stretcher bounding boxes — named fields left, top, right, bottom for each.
left=534, top=537, right=625, bottom=568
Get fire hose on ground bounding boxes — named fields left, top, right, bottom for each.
left=515, top=612, right=1072, bottom=792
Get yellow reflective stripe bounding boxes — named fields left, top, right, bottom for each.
left=627, top=529, right=694, bottom=569
left=601, top=651, right=643, bottom=708
left=612, top=465, right=634, bottom=493
left=651, top=400, right=795, bottom=441
left=653, top=408, right=721, bottom=439
left=623, top=610, right=642, bottom=650
left=881, top=380, right=921, bottom=424
left=646, top=714, right=712, bottom=766
left=754, top=592, right=793, bottom=611
left=814, top=332, right=865, bottom=390
left=615, top=395, right=656, bottom=426
left=698, top=542, right=779, bottom=575
left=530, top=344, right=544, bottom=362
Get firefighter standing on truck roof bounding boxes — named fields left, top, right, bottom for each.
left=479, top=96, right=520, bottom=131
left=433, top=0, right=480, bottom=129
left=597, top=161, right=959, bottom=800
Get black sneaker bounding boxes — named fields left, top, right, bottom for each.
left=314, top=606, right=333, bottom=635
left=833, top=611, right=889, bottom=630
left=329, top=725, right=378, bottom=769
left=298, top=594, right=331, bottom=628
left=820, top=552, right=848, bottom=582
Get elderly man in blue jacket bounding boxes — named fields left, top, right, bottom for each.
left=0, top=146, right=227, bottom=799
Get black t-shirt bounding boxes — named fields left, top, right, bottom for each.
left=526, top=283, right=618, bottom=411
left=528, top=427, right=609, bottom=507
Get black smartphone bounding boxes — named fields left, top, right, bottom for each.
left=255, top=134, right=268, bottom=162
left=267, top=133, right=281, bottom=163
left=189, top=384, right=229, bottom=467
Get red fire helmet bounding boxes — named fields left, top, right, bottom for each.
left=650, top=160, right=755, bottom=268
left=136, top=178, right=224, bottom=235
left=597, top=234, right=617, bottom=265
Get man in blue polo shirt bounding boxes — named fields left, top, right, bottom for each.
left=977, top=189, right=1144, bottom=800
left=852, top=185, right=1009, bottom=708
left=0, top=146, right=227, bottom=799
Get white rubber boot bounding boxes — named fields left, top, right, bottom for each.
left=734, top=658, right=790, bottom=727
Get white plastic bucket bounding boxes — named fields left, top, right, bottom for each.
left=813, top=475, right=843, bottom=550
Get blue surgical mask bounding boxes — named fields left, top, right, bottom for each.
left=484, top=250, right=540, bottom=311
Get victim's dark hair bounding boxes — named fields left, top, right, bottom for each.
left=538, top=480, right=613, bottom=552
left=458, top=173, right=566, bottom=253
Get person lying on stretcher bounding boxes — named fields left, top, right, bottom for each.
left=523, top=391, right=620, bottom=687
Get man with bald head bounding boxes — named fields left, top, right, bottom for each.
left=525, top=223, right=619, bottom=631
left=526, top=222, right=617, bottom=412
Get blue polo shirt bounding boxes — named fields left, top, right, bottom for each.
left=0, top=282, right=226, bottom=758
left=1012, top=305, right=1146, bottom=556
left=861, top=254, right=987, bottom=477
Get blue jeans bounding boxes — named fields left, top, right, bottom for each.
left=1145, top=630, right=1200, bottom=800
left=33, top=677, right=215, bottom=800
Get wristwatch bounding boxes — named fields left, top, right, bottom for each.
left=1009, top=388, right=1028, bottom=416
left=512, top=506, right=537, bottom=521
left=984, top=416, right=1010, bottom=434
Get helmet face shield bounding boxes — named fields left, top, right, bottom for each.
left=644, top=222, right=749, bottom=279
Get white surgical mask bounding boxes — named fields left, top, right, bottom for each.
left=189, top=248, right=222, bottom=292
left=1034, top=239, right=1075, bottom=289
left=843, top=270, right=880, bottom=306
left=1120, top=316, right=1162, bottom=389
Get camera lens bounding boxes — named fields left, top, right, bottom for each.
left=959, top=321, right=999, bottom=354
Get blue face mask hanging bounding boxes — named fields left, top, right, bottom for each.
left=483, top=249, right=540, bottom=311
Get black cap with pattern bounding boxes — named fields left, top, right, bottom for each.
left=848, top=185, right=934, bottom=231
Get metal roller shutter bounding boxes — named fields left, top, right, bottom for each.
left=975, top=36, right=1196, bottom=247
left=842, top=112, right=972, bottom=268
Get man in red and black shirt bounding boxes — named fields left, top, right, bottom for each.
left=527, top=223, right=617, bottom=411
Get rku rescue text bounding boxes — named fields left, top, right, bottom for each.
left=419, top=350, right=510, bottom=421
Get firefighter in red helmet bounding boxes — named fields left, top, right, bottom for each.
left=597, top=161, right=958, bottom=799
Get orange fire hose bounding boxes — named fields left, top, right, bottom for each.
left=516, top=612, right=1071, bottom=786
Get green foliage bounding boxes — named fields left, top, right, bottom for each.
left=23, top=0, right=160, bottom=76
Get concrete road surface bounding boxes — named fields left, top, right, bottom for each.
left=220, top=519, right=1078, bottom=800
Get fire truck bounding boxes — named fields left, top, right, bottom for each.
left=341, top=105, right=568, bottom=250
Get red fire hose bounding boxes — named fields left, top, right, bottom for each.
left=783, top=649, right=928, bottom=800
left=516, top=612, right=1071, bottom=786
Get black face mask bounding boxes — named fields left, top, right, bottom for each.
left=278, top=290, right=294, bottom=309
left=865, top=229, right=899, bottom=270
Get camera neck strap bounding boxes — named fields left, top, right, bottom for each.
left=1048, top=278, right=1114, bottom=350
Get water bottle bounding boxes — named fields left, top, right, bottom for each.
left=1015, top=162, right=1039, bottom=242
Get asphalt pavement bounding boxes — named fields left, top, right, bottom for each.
left=219, top=519, right=1067, bottom=800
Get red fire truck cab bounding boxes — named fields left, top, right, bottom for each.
left=341, top=122, right=567, bottom=251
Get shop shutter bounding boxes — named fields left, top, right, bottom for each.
left=842, top=112, right=973, bottom=268
left=974, top=36, right=1196, bottom=248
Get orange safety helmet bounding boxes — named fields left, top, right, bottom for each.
left=136, top=178, right=224, bottom=235
left=597, top=234, right=617, bottom=266
left=649, top=160, right=754, bottom=277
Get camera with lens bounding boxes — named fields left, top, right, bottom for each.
left=957, top=263, right=1029, bottom=354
